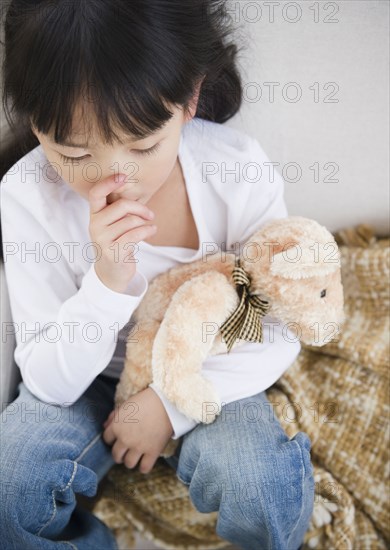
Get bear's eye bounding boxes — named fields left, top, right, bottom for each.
left=320, top=289, right=326, bottom=298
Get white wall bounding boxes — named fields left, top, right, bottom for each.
left=225, top=0, right=389, bottom=236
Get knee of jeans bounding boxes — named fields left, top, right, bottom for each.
left=0, top=418, right=98, bottom=522
left=0, top=438, right=72, bottom=529
left=186, top=430, right=314, bottom=526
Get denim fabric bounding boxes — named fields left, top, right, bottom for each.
left=1, top=375, right=118, bottom=550
left=1, top=374, right=314, bottom=549
left=164, top=391, right=315, bottom=550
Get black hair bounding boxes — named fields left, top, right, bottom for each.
left=0, top=0, right=246, bottom=260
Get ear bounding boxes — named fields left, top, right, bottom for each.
left=185, top=75, right=206, bottom=121
left=270, top=241, right=341, bottom=280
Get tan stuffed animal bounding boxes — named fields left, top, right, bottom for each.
left=114, top=216, right=345, bottom=456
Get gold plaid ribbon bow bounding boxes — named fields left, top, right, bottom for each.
left=220, top=257, right=271, bottom=353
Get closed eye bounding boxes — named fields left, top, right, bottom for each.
left=59, top=153, right=90, bottom=163
left=134, top=142, right=161, bottom=156
left=58, top=142, right=161, bottom=163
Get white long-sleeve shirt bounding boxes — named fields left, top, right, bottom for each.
left=0, top=117, right=301, bottom=439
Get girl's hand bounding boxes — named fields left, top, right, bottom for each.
left=102, top=387, right=174, bottom=474
left=88, top=174, right=157, bottom=293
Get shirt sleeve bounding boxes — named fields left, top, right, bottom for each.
left=148, top=382, right=198, bottom=439
left=1, top=183, right=149, bottom=406
left=201, top=320, right=301, bottom=411
left=147, top=136, right=300, bottom=440
left=148, top=318, right=301, bottom=440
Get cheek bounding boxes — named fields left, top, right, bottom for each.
left=72, top=177, right=95, bottom=198
left=46, top=147, right=178, bottom=200
left=56, top=162, right=94, bottom=198
left=43, top=150, right=88, bottom=193
left=44, top=153, right=77, bottom=188
left=142, top=150, right=178, bottom=184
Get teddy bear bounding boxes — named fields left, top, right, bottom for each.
left=114, top=216, right=345, bottom=457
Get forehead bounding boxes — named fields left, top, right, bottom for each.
left=48, top=99, right=182, bottom=148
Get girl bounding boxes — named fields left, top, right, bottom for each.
left=0, top=1, right=315, bottom=549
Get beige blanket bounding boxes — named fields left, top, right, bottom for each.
left=89, top=223, right=390, bottom=550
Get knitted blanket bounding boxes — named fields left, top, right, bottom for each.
left=87, top=223, right=390, bottom=550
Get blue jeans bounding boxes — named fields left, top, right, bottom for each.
left=0, top=374, right=315, bottom=550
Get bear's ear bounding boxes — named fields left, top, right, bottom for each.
left=270, top=241, right=341, bottom=280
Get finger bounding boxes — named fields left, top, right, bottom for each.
left=105, top=212, right=156, bottom=243
left=104, top=410, right=115, bottom=422
left=107, top=217, right=156, bottom=246
left=103, top=410, right=115, bottom=428
left=112, top=440, right=129, bottom=464
left=102, top=198, right=155, bottom=227
left=138, top=453, right=158, bottom=475
left=123, top=449, right=143, bottom=470
left=102, top=423, right=116, bottom=446
left=88, top=174, right=127, bottom=215
left=116, top=223, right=157, bottom=250
left=107, top=409, right=115, bottom=422
left=106, top=409, right=114, bottom=420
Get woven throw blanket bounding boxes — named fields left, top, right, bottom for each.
left=89, top=223, right=390, bottom=550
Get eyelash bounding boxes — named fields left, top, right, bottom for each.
left=138, top=142, right=162, bottom=157
left=59, top=153, right=89, bottom=163
left=58, top=142, right=161, bottom=163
